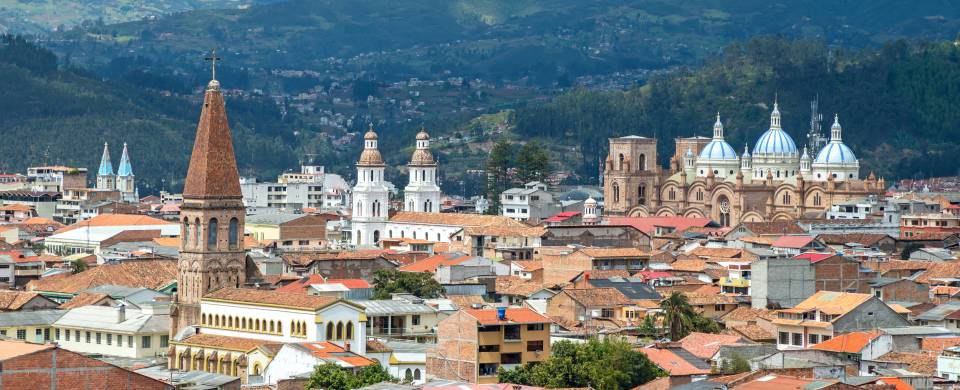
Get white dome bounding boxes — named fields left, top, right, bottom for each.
left=698, top=140, right=738, bottom=160
left=814, top=143, right=857, bottom=164
left=753, top=128, right=798, bottom=155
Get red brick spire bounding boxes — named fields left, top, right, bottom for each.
left=182, top=81, right=242, bottom=199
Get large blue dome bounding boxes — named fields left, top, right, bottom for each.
left=698, top=139, right=738, bottom=160
left=814, top=142, right=857, bottom=164
left=753, top=128, right=798, bottom=156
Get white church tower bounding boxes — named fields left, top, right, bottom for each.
left=116, top=142, right=138, bottom=202
left=404, top=128, right=442, bottom=213
left=351, top=125, right=389, bottom=246
left=96, top=142, right=116, bottom=190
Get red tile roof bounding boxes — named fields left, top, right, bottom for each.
left=0, top=291, right=46, bottom=310
left=296, top=342, right=375, bottom=367
left=56, top=214, right=172, bottom=233
left=203, top=287, right=341, bottom=310
left=794, top=252, right=835, bottom=263
left=677, top=332, right=746, bottom=360
left=464, top=307, right=551, bottom=325
left=26, top=259, right=176, bottom=294
left=182, top=83, right=243, bottom=199
left=274, top=275, right=371, bottom=294
left=771, top=235, right=815, bottom=249
left=811, top=330, right=881, bottom=353
left=398, top=252, right=471, bottom=273
left=639, top=347, right=711, bottom=376
left=543, top=211, right=581, bottom=223
left=607, top=216, right=711, bottom=235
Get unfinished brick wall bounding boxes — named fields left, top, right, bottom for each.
left=1, top=348, right=167, bottom=389
left=427, top=311, right=479, bottom=382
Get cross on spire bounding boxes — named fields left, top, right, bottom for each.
left=204, top=49, right=222, bottom=81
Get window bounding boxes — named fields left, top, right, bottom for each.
left=612, top=184, right=620, bottom=203
left=527, top=323, right=544, bottom=331
left=479, top=326, right=500, bottom=333
left=207, top=218, right=218, bottom=250
left=75, top=330, right=80, bottom=342
left=118, top=334, right=122, bottom=347
left=503, top=325, right=521, bottom=340
left=17, top=329, right=25, bottom=340
left=55, top=329, right=60, bottom=340
left=161, top=335, right=169, bottom=348
left=714, top=304, right=724, bottom=312
left=792, top=333, right=803, bottom=346
left=107, top=334, right=112, bottom=345
left=479, top=363, right=499, bottom=377
left=65, top=329, right=70, bottom=341
left=600, top=308, right=614, bottom=318
left=479, top=344, right=500, bottom=352
left=298, top=240, right=309, bottom=246
left=808, top=334, right=819, bottom=345
left=86, top=331, right=91, bottom=343
left=141, top=336, right=151, bottom=348
left=527, top=340, right=544, bottom=352
left=412, top=315, right=421, bottom=326
left=96, top=332, right=101, bottom=344
left=779, top=331, right=789, bottom=345
left=229, top=218, right=239, bottom=249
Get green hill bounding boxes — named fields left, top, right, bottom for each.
left=511, top=37, right=960, bottom=182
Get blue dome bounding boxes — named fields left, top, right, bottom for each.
left=753, top=128, right=798, bottom=155
left=814, top=142, right=857, bottom=164
left=698, top=140, right=738, bottom=160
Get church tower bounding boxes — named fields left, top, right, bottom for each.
left=170, top=74, right=247, bottom=338
left=96, top=143, right=116, bottom=190
left=351, top=125, right=389, bottom=246
left=116, top=143, right=137, bottom=202
left=404, top=128, right=441, bottom=213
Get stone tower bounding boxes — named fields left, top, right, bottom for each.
left=404, top=128, right=442, bottom=213
left=116, top=142, right=137, bottom=202
left=170, top=77, right=246, bottom=338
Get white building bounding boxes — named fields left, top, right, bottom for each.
left=500, top=181, right=557, bottom=223
left=53, top=303, right=169, bottom=358
left=43, top=214, right=179, bottom=256
left=261, top=342, right=378, bottom=386
left=351, top=126, right=391, bottom=246
left=403, top=129, right=441, bottom=213
left=826, top=197, right=875, bottom=220
left=241, top=165, right=350, bottom=212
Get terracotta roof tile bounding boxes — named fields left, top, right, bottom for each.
left=203, top=287, right=340, bottom=311
left=720, top=307, right=777, bottom=323
left=447, top=295, right=487, bottom=310
left=783, top=291, right=872, bottom=316
left=561, top=288, right=632, bottom=307
left=876, top=351, right=937, bottom=375
left=0, top=339, right=54, bottom=360
left=390, top=212, right=527, bottom=228
left=182, top=85, right=242, bottom=199
left=740, top=221, right=805, bottom=235
left=495, top=276, right=544, bottom=297
left=176, top=333, right=275, bottom=352
left=812, top=330, right=881, bottom=353
left=274, top=275, right=371, bottom=294
left=685, top=293, right=737, bottom=305
left=914, top=261, right=960, bottom=284
left=920, top=336, right=960, bottom=352
left=464, top=225, right=545, bottom=237
left=639, top=347, right=712, bottom=376
left=512, top=260, right=543, bottom=272
left=26, top=259, right=176, bottom=294
left=0, top=291, right=44, bottom=310
left=399, top=252, right=471, bottom=273
left=726, top=324, right=775, bottom=342
left=464, top=307, right=551, bottom=325
left=678, top=332, right=746, bottom=360
left=58, top=292, right=110, bottom=309
left=297, top=341, right=374, bottom=367
left=669, top=259, right=710, bottom=272
left=687, top=247, right=747, bottom=259
left=817, top=233, right=892, bottom=246
left=771, top=235, right=816, bottom=249
left=577, top=247, right=654, bottom=258
left=55, top=214, right=172, bottom=234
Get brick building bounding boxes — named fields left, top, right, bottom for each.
left=426, top=308, right=551, bottom=384
left=0, top=339, right=169, bottom=389
left=798, top=253, right=876, bottom=294
left=869, top=278, right=930, bottom=304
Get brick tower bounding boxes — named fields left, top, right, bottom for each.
left=169, top=74, right=246, bottom=338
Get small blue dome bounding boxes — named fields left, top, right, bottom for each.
left=698, top=140, right=738, bottom=160
left=814, top=142, right=857, bottom=164
left=753, top=128, right=798, bottom=155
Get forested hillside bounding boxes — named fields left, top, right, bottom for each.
left=0, top=35, right=297, bottom=193
left=513, top=37, right=960, bottom=182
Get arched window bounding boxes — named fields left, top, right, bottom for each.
left=638, top=154, right=646, bottom=171
left=373, top=230, right=380, bottom=243
left=252, top=363, right=261, bottom=376
left=241, top=317, right=247, bottom=330
left=183, top=219, right=190, bottom=246
left=346, top=322, right=354, bottom=340
left=194, top=218, right=201, bottom=248
left=437, top=233, right=441, bottom=241
left=783, top=193, right=791, bottom=205
left=408, top=201, right=414, bottom=211
left=669, top=189, right=676, bottom=200
left=612, top=184, right=620, bottom=203
left=813, top=193, right=822, bottom=206
left=356, top=230, right=362, bottom=245
left=207, top=218, right=218, bottom=250
left=717, top=195, right=731, bottom=227
left=414, top=369, right=421, bottom=380
left=326, top=323, right=334, bottom=340
left=405, top=369, right=413, bottom=381
left=228, top=218, right=239, bottom=249
left=618, top=153, right=625, bottom=170
left=336, top=322, right=344, bottom=340
left=638, top=184, right=646, bottom=205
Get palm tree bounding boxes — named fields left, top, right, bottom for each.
left=659, top=292, right=696, bottom=340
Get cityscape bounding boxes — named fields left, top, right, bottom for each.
left=4, top=1, right=960, bottom=390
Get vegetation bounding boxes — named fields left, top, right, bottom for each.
left=513, top=37, right=960, bottom=181
left=70, top=260, right=87, bottom=274
left=658, top=292, right=719, bottom=340
left=305, top=362, right=393, bottom=390
left=497, top=337, right=664, bottom=390
left=715, top=353, right=752, bottom=375
left=901, top=243, right=923, bottom=260
left=371, top=269, right=444, bottom=299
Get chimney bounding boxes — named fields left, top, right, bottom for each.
left=497, top=307, right=506, bottom=321
left=117, top=304, right=126, bottom=323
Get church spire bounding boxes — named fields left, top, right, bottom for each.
left=98, top=142, right=114, bottom=177
left=830, top=113, right=842, bottom=142
left=182, top=71, right=242, bottom=199
left=770, top=99, right=781, bottom=129
left=713, top=112, right=724, bottom=139
left=117, top=143, right=134, bottom=177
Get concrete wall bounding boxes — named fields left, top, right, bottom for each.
left=751, top=258, right=814, bottom=309
left=834, top=298, right=911, bottom=333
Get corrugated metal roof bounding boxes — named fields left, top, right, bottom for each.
left=355, top=300, right=437, bottom=316
left=0, top=309, right=66, bottom=326
left=54, top=305, right=168, bottom=333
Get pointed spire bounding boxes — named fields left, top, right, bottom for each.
left=117, top=143, right=134, bottom=177
left=713, top=112, right=724, bottom=139
left=742, top=143, right=750, bottom=158
left=770, top=98, right=781, bottom=129
left=831, top=113, right=842, bottom=142
left=183, top=78, right=242, bottom=199
left=801, top=146, right=810, bottom=160
left=98, top=142, right=114, bottom=177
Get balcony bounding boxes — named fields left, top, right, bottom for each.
left=719, top=277, right=750, bottom=288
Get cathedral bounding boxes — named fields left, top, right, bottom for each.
left=351, top=126, right=443, bottom=246
left=603, top=101, right=885, bottom=226
left=96, top=142, right=138, bottom=202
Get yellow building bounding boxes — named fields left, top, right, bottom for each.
left=0, top=309, right=64, bottom=343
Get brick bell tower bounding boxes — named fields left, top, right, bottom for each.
left=170, top=56, right=246, bottom=339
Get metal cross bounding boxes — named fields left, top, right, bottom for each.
left=204, top=49, right=222, bottom=80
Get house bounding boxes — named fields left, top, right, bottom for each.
left=0, top=339, right=168, bottom=389
left=539, top=247, right=664, bottom=285
left=773, top=291, right=910, bottom=350
left=797, top=253, right=876, bottom=294
left=540, top=225, right=651, bottom=250
left=817, top=233, right=897, bottom=252
left=810, top=330, right=894, bottom=374
left=364, top=339, right=429, bottom=385
left=450, top=225, right=545, bottom=260
left=281, top=251, right=398, bottom=280
left=0, top=309, right=66, bottom=342
left=546, top=288, right=638, bottom=329
left=578, top=276, right=662, bottom=302
left=869, top=278, right=930, bottom=304
left=435, top=257, right=508, bottom=284
left=245, top=212, right=338, bottom=251
left=910, top=247, right=958, bottom=262
left=499, top=181, right=558, bottom=223
left=750, top=257, right=815, bottom=309
left=52, top=302, right=170, bottom=358
left=0, top=290, right=58, bottom=311
left=770, top=235, right=825, bottom=255
left=938, top=345, right=960, bottom=381
left=677, top=332, right=749, bottom=361
left=914, top=301, right=960, bottom=329
left=638, top=346, right=712, bottom=388
left=725, top=221, right=806, bottom=240
left=426, top=307, right=551, bottom=384
left=686, top=293, right=741, bottom=319
left=43, top=214, right=177, bottom=255
left=260, top=342, right=376, bottom=387
left=356, top=297, right=440, bottom=342
left=26, top=259, right=177, bottom=303
left=509, top=260, right=543, bottom=280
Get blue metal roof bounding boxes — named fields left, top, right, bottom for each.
left=698, top=139, right=738, bottom=160
left=753, top=128, right=798, bottom=156
left=117, top=143, right=134, bottom=177
left=814, top=142, right=857, bottom=164
left=97, top=143, right=114, bottom=176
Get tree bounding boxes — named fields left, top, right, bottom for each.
left=371, top=269, right=444, bottom=299
left=498, top=338, right=664, bottom=390
left=485, top=139, right=514, bottom=214
left=659, top=292, right=696, bottom=340
left=901, top=243, right=923, bottom=259
left=71, top=260, right=87, bottom=274
left=516, top=141, right=550, bottom=183
left=306, top=362, right=393, bottom=390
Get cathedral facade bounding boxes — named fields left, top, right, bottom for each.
left=603, top=102, right=884, bottom=225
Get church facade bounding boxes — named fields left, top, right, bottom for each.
left=603, top=102, right=884, bottom=226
